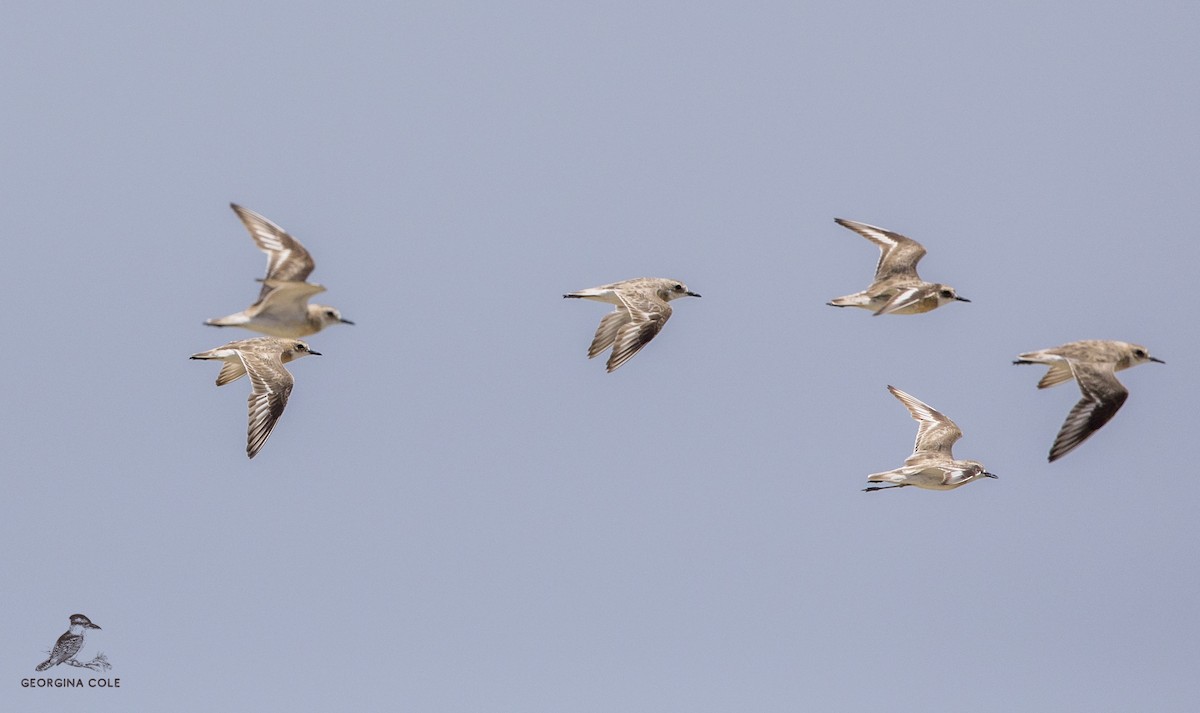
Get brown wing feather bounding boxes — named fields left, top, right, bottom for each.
left=835, top=219, right=926, bottom=281
left=231, top=204, right=316, bottom=299
left=240, top=352, right=295, bottom=459
left=605, top=292, right=672, bottom=372
left=887, top=386, right=963, bottom=462
left=1048, top=364, right=1128, bottom=462
left=588, top=309, right=630, bottom=359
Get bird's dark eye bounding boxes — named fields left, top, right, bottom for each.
left=325, top=310, right=336, bottom=318
left=296, top=343, right=306, bottom=351
left=1134, top=349, right=1146, bottom=358
left=939, top=290, right=953, bottom=298
left=674, top=284, right=683, bottom=291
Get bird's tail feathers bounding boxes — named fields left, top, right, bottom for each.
left=204, top=315, right=247, bottom=328
left=866, top=470, right=903, bottom=484
left=827, top=292, right=871, bottom=308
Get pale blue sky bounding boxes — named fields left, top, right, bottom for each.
left=3, top=1, right=1197, bottom=711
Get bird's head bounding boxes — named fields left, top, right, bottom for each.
left=69, top=614, right=101, bottom=630
left=310, top=304, right=354, bottom=328
left=659, top=280, right=701, bottom=301
left=934, top=284, right=969, bottom=306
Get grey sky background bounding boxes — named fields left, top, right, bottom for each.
left=3, top=1, right=1197, bottom=710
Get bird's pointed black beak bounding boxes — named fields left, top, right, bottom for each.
left=309, top=350, right=323, bottom=356
left=687, top=291, right=701, bottom=298
left=89, top=623, right=102, bottom=629
left=1150, top=357, right=1165, bottom=364
left=955, top=296, right=971, bottom=303
left=341, top=318, right=355, bottom=325
left=983, top=472, right=998, bottom=479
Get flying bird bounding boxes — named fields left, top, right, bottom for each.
left=1014, top=340, right=1163, bottom=462
left=205, top=203, right=353, bottom=337
left=564, top=277, right=700, bottom=372
left=827, top=218, right=969, bottom=315
left=191, top=337, right=322, bottom=459
left=864, top=386, right=997, bottom=492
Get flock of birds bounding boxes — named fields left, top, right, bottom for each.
left=191, top=206, right=1163, bottom=483
left=191, top=205, right=351, bottom=458
left=820, top=219, right=1163, bottom=491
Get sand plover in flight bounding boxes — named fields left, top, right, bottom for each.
left=191, top=337, right=321, bottom=459
left=864, top=386, right=997, bottom=492
left=205, top=204, right=353, bottom=337
left=564, top=277, right=700, bottom=372
left=36, top=614, right=101, bottom=671
left=1014, top=340, right=1164, bottom=462
left=827, top=218, right=969, bottom=315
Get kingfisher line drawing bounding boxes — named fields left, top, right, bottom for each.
left=35, top=613, right=111, bottom=672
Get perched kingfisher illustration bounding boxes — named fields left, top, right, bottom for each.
left=35, top=614, right=101, bottom=671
